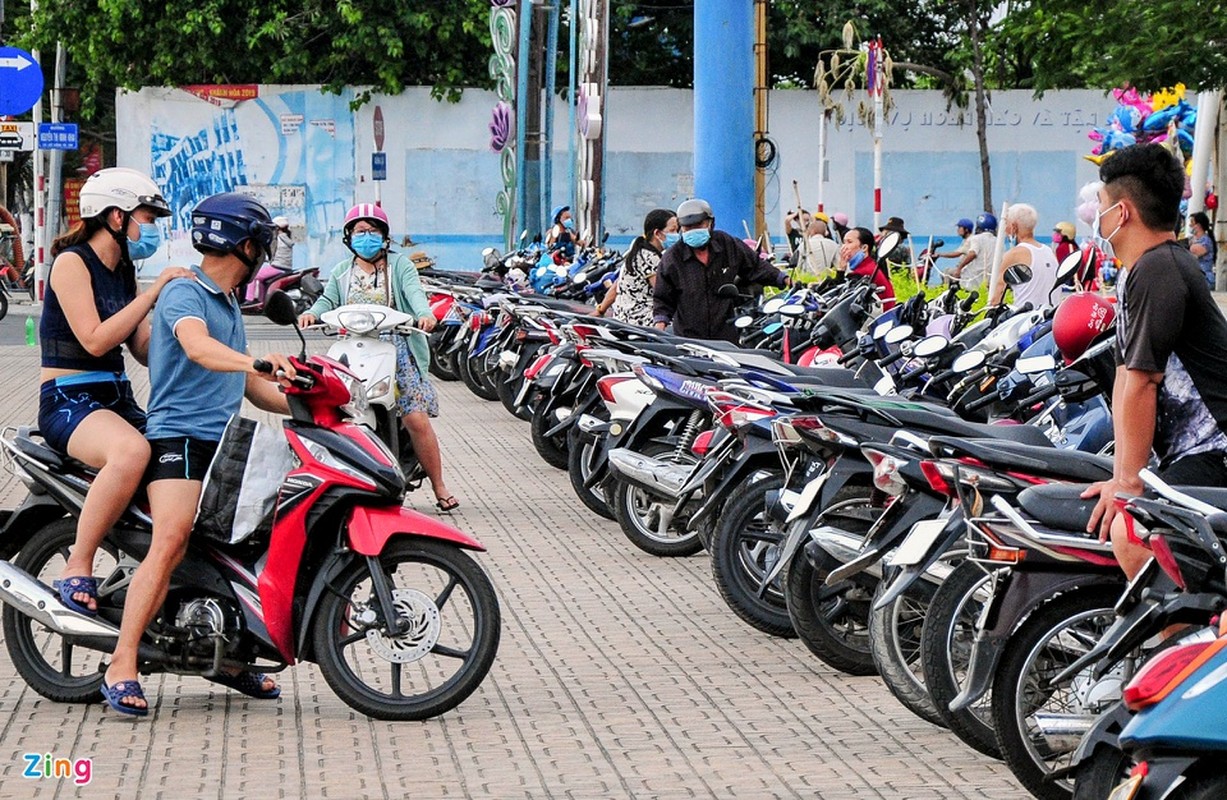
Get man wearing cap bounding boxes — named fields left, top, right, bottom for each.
left=802, top=212, right=840, bottom=276
left=653, top=198, right=791, bottom=343
left=934, top=218, right=975, bottom=261
left=877, top=216, right=912, bottom=265
left=269, top=216, right=294, bottom=271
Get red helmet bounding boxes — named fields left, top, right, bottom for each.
left=344, top=203, right=389, bottom=236
left=1053, top=292, right=1115, bottom=363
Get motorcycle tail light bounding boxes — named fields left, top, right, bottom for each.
left=571, top=323, right=601, bottom=343
left=863, top=448, right=908, bottom=496
left=691, top=429, right=715, bottom=456
left=706, top=390, right=775, bottom=431
left=596, top=375, right=633, bottom=403
left=919, top=460, right=957, bottom=497
left=789, top=415, right=856, bottom=445
left=1148, top=533, right=1186, bottom=590
left=770, top=417, right=803, bottom=448
left=1123, top=639, right=1218, bottom=711
left=524, top=354, right=553, bottom=381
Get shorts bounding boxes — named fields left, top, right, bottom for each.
left=146, top=438, right=219, bottom=483
left=37, top=373, right=146, bottom=454
left=1123, top=450, right=1227, bottom=545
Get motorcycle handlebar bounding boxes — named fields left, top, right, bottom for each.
left=964, top=387, right=1002, bottom=412
left=1017, top=383, right=1059, bottom=409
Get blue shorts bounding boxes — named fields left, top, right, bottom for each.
left=37, top=373, right=146, bottom=454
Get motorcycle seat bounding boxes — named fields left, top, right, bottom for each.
left=1018, top=483, right=1097, bottom=532
left=11, top=427, right=97, bottom=476
left=777, top=369, right=872, bottom=390
left=877, top=407, right=1055, bottom=448
left=930, top=436, right=1113, bottom=482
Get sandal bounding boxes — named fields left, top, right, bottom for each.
left=206, top=671, right=281, bottom=700
left=435, top=496, right=460, bottom=513
left=100, top=678, right=149, bottom=717
left=53, top=576, right=98, bottom=617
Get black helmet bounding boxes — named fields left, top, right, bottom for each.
left=676, top=198, right=714, bottom=226
left=190, top=193, right=276, bottom=265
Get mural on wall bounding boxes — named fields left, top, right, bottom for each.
left=488, top=0, right=518, bottom=250
left=133, top=85, right=356, bottom=271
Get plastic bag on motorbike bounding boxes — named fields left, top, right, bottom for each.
left=195, top=416, right=295, bottom=545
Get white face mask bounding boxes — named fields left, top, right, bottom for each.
left=1093, top=201, right=1123, bottom=244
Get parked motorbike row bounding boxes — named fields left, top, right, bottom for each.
left=419, top=231, right=1227, bottom=799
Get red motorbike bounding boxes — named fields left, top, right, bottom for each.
left=0, top=292, right=499, bottom=720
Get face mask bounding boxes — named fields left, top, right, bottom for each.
left=848, top=250, right=867, bottom=270
left=682, top=228, right=711, bottom=249
left=562, top=218, right=574, bottom=231
left=1092, top=201, right=1124, bottom=245
left=664, top=232, right=681, bottom=248
left=128, top=222, right=160, bottom=261
left=350, top=231, right=386, bottom=261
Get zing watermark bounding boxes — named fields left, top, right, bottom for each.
left=22, top=753, right=92, bottom=786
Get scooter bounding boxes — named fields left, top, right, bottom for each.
left=0, top=292, right=499, bottom=720
left=241, top=262, right=323, bottom=316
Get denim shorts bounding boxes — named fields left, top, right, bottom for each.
left=37, top=372, right=146, bottom=454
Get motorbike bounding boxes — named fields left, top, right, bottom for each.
left=0, top=291, right=500, bottom=720
left=240, top=262, right=323, bottom=316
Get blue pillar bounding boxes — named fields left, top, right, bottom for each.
left=694, top=0, right=754, bottom=231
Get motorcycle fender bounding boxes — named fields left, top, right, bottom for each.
left=687, top=452, right=778, bottom=530
left=824, top=492, right=945, bottom=585
left=296, top=550, right=364, bottom=662
left=951, top=571, right=1123, bottom=712
left=0, top=494, right=68, bottom=560
left=347, top=505, right=486, bottom=556
left=872, top=511, right=966, bottom=610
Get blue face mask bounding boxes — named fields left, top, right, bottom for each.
left=848, top=250, right=866, bottom=270
left=664, top=232, right=681, bottom=248
left=350, top=231, right=386, bottom=261
left=127, top=222, right=160, bottom=261
left=562, top=218, right=574, bottom=231
left=682, top=228, right=711, bottom=249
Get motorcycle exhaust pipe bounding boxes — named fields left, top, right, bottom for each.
left=606, top=448, right=690, bottom=498
left=0, top=561, right=121, bottom=639
left=1030, top=713, right=1096, bottom=755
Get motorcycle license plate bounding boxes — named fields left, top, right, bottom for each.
left=1106, top=775, right=1142, bottom=800
left=886, top=519, right=949, bottom=567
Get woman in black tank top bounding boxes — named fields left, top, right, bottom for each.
left=37, top=168, right=194, bottom=616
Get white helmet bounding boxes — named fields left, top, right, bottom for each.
left=78, top=167, right=171, bottom=220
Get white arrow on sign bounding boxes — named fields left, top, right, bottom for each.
left=0, top=54, right=34, bottom=71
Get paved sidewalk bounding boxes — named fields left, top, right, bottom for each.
left=0, top=322, right=1027, bottom=799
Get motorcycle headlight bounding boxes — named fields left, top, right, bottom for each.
left=337, top=310, right=382, bottom=334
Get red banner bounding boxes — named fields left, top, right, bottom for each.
left=64, top=178, right=85, bottom=229
left=180, top=84, right=259, bottom=106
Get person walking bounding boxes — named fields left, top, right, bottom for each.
left=1189, top=211, right=1216, bottom=288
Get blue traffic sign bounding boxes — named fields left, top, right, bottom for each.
left=38, top=123, right=78, bottom=150
left=0, top=47, right=43, bottom=116
left=372, top=152, right=387, bottom=181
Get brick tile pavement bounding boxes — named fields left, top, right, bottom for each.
left=0, top=320, right=1029, bottom=799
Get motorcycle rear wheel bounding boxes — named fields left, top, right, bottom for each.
left=530, top=399, right=571, bottom=470
left=458, top=351, right=499, bottom=401
left=567, top=428, right=614, bottom=520
left=312, top=538, right=500, bottom=721
left=869, top=573, right=945, bottom=727
left=428, top=347, right=460, bottom=382
left=0, top=290, right=8, bottom=322
left=2, top=518, right=118, bottom=703
left=610, top=443, right=702, bottom=557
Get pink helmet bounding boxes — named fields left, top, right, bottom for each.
left=344, top=203, right=389, bottom=236
left=831, top=212, right=849, bottom=227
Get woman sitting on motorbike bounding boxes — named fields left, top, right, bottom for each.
left=39, top=167, right=194, bottom=615
left=297, top=204, right=458, bottom=511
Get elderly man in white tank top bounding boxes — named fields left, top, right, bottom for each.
left=991, top=203, right=1060, bottom=308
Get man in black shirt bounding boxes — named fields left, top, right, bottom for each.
left=652, top=198, right=790, bottom=343
left=1082, top=144, right=1227, bottom=578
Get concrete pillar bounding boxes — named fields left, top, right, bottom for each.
left=693, top=0, right=754, bottom=232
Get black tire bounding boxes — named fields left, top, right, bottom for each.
left=458, top=351, right=499, bottom=401
left=2, top=518, right=118, bottom=703
left=567, top=429, right=614, bottom=520
left=610, top=443, right=702, bottom=557
left=920, top=560, right=1003, bottom=758
left=991, top=586, right=1120, bottom=800
left=0, top=290, right=8, bottom=322
left=869, top=573, right=945, bottom=727
left=784, top=487, right=881, bottom=676
left=497, top=368, right=532, bottom=421
left=1172, top=776, right=1227, bottom=800
left=312, top=538, right=500, bottom=721
left=530, top=400, right=570, bottom=470
left=1071, top=744, right=1132, bottom=800
left=429, top=347, right=460, bottom=382
left=710, top=473, right=795, bottom=637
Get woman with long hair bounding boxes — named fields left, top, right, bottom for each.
left=597, top=208, right=678, bottom=325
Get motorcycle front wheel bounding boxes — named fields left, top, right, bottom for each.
left=312, top=538, right=501, bottom=721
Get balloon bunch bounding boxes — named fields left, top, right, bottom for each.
left=1087, top=84, right=1197, bottom=161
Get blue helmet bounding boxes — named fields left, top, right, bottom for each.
left=975, top=212, right=998, bottom=233
left=956, top=218, right=974, bottom=231
left=190, top=193, right=276, bottom=265
left=551, top=205, right=570, bottom=224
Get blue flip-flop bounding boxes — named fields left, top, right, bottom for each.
left=100, top=679, right=149, bottom=717
left=52, top=576, right=98, bottom=617
left=206, top=671, right=281, bottom=700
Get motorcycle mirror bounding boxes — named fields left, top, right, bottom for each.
left=872, top=319, right=896, bottom=339
left=952, top=349, right=987, bottom=373
left=762, top=297, right=786, bottom=314
left=734, top=314, right=754, bottom=329
left=602, top=231, right=610, bottom=244
left=482, top=247, right=496, bottom=257
left=764, top=321, right=784, bottom=335
left=265, top=290, right=308, bottom=359
left=1003, top=263, right=1033, bottom=286
left=883, top=323, right=914, bottom=345
left=778, top=303, right=806, bottom=317
left=716, top=283, right=740, bottom=300
left=912, top=334, right=948, bottom=358
left=1016, top=354, right=1057, bottom=374
left=519, top=230, right=528, bottom=242
left=877, top=231, right=901, bottom=259
left=572, top=272, right=588, bottom=285
left=1056, top=250, right=1083, bottom=285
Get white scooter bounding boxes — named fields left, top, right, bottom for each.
left=314, top=303, right=428, bottom=487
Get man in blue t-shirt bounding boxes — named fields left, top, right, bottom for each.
left=100, top=194, right=295, bottom=717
